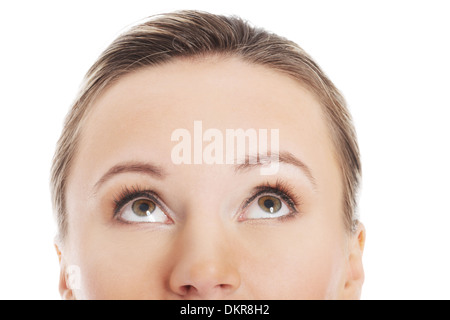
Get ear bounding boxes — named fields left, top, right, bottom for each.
left=55, top=243, right=76, bottom=300
left=341, top=222, right=366, bottom=300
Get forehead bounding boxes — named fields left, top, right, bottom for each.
left=71, top=56, right=340, bottom=194
left=82, top=57, right=331, bottom=148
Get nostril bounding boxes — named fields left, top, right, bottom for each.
left=180, top=284, right=193, bottom=296
left=177, top=283, right=231, bottom=297
left=168, top=252, right=241, bottom=298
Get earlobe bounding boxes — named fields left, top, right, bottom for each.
left=59, top=265, right=76, bottom=300
left=342, top=222, right=366, bottom=300
left=54, top=243, right=76, bottom=300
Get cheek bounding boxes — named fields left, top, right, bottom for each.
left=69, top=228, right=171, bottom=300
left=240, top=223, right=346, bottom=299
left=65, top=185, right=172, bottom=299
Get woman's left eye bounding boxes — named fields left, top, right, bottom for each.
left=242, top=195, right=292, bottom=220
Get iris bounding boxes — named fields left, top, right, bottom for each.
left=258, top=196, right=281, bottom=213
left=132, top=199, right=156, bottom=216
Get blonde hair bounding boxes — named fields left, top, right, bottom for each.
left=51, top=10, right=361, bottom=241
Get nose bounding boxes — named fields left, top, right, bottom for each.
left=168, top=220, right=241, bottom=299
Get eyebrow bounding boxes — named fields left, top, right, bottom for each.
left=234, top=151, right=317, bottom=189
left=92, top=161, right=166, bottom=194
left=91, top=151, right=317, bottom=194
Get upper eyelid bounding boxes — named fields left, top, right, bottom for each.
left=113, top=189, right=165, bottom=216
left=242, top=188, right=297, bottom=211
left=113, top=184, right=298, bottom=219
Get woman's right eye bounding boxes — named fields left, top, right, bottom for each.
left=118, top=198, right=172, bottom=224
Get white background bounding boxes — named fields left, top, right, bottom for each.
left=0, top=0, right=449, bottom=300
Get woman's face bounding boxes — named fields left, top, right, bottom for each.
left=59, top=56, right=365, bottom=299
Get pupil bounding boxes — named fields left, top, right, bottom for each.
left=264, top=199, right=274, bottom=209
left=139, top=203, right=150, bottom=213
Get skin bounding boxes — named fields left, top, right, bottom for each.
left=56, top=56, right=365, bottom=300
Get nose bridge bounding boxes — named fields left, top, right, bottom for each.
left=168, top=206, right=241, bottom=298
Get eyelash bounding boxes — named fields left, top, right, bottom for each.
left=112, top=185, right=165, bottom=217
left=112, top=179, right=301, bottom=221
left=240, top=179, right=301, bottom=220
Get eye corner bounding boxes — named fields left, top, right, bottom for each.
left=113, top=189, right=174, bottom=225
left=238, top=192, right=299, bottom=223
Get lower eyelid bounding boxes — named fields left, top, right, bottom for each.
left=277, top=210, right=298, bottom=221
left=113, top=184, right=300, bottom=223
left=239, top=196, right=297, bottom=221
left=256, top=193, right=297, bottom=211
left=116, top=200, right=173, bottom=224
left=114, top=194, right=158, bottom=215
